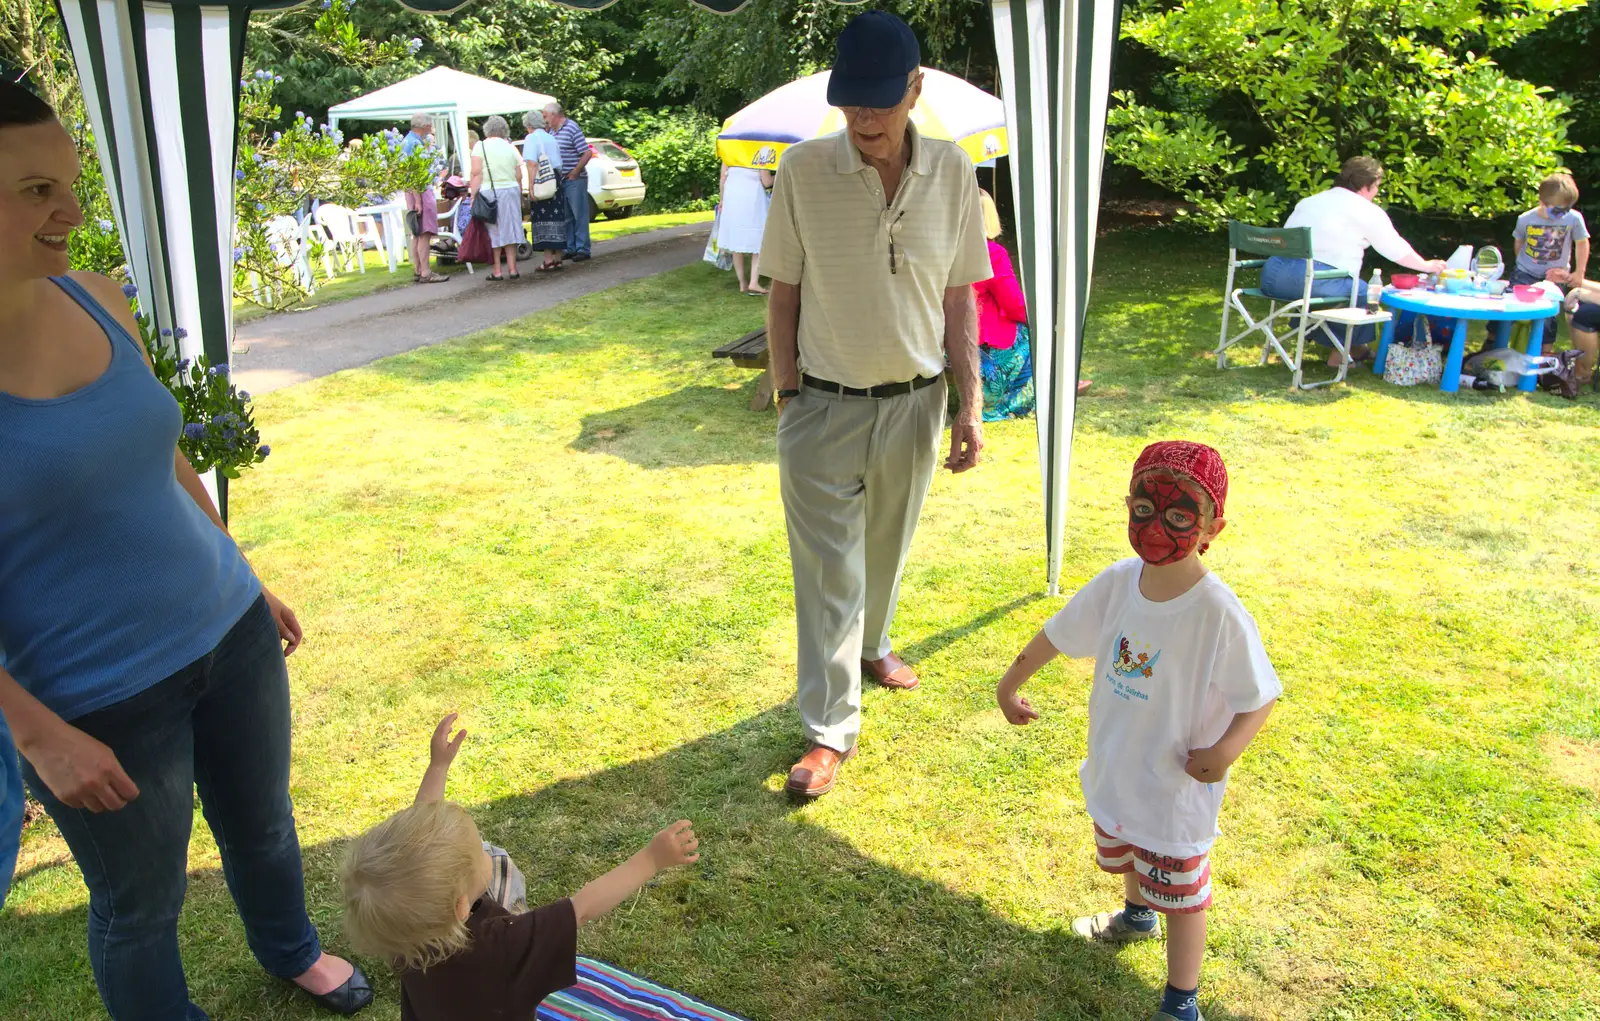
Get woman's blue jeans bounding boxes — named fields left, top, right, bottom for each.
left=1260, top=256, right=1374, bottom=349
left=20, top=595, right=321, bottom=1021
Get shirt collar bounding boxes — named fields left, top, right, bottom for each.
left=836, top=121, right=929, bottom=177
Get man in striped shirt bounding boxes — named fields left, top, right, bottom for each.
left=543, top=102, right=593, bottom=261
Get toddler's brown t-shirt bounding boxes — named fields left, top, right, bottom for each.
left=400, top=897, right=577, bottom=1020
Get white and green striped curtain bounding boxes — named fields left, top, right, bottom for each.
left=54, top=0, right=1121, bottom=590
left=56, top=0, right=253, bottom=507
left=991, top=0, right=1120, bottom=595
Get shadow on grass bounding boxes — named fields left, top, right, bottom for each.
left=900, top=593, right=1046, bottom=665
left=1, top=705, right=1266, bottom=1021
left=572, top=385, right=777, bottom=468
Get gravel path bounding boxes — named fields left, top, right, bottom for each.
left=233, top=222, right=711, bottom=394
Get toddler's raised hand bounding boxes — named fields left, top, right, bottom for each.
left=647, top=820, right=701, bottom=871
left=429, top=712, right=468, bottom=769
left=998, top=690, right=1040, bottom=726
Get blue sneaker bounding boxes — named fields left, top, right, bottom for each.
left=1072, top=909, right=1162, bottom=944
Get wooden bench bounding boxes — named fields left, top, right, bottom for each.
left=712, top=326, right=774, bottom=411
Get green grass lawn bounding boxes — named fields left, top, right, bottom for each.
left=233, top=248, right=464, bottom=326
left=5, top=228, right=1599, bottom=1020
left=591, top=209, right=714, bottom=242
left=234, top=212, right=713, bottom=325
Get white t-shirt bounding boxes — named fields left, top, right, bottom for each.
left=1284, top=187, right=1413, bottom=277
left=1044, top=558, right=1281, bottom=857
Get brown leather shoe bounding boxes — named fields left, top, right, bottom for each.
left=861, top=652, right=920, bottom=691
left=785, top=743, right=857, bottom=799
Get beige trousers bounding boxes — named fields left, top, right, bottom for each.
left=776, top=380, right=945, bottom=752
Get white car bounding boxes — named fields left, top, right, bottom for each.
left=518, top=137, right=647, bottom=221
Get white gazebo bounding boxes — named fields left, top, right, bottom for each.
left=328, top=66, right=557, bottom=170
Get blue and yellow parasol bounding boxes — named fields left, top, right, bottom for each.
left=717, top=67, right=1009, bottom=170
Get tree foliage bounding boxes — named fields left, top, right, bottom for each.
left=233, top=71, right=439, bottom=312
left=1109, top=0, right=1585, bottom=230
left=247, top=0, right=620, bottom=125
left=639, top=0, right=996, bottom=114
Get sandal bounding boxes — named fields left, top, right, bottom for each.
left=486, top=274, right=504, bottom=282
left=509, top=272, right=521, bottom=280
left=415, top=272, right=452, bottom=284
left=535, top=263, right=562, bottom=273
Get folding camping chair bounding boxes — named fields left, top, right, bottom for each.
left=1216, top=221, right=1359, bottom=389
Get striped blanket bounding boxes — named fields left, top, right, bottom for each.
left=538, top=959, right=752, bottom=1021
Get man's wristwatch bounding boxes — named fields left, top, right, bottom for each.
left=777, top=388, right=801, bottom=400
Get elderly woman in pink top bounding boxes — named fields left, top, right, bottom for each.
left=973, top=192, right=1091, bottom=420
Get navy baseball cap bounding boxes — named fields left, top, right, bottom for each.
left=827, top=11, right=921, bottom=110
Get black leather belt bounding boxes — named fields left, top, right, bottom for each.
left=801, top=372, right=943, bottom=399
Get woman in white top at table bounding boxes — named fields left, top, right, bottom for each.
left=717, top=162, right=774, bottom=295
left=470, top=116, right=528, bottom=281
left=1261, top=156, right=1446, bottom=366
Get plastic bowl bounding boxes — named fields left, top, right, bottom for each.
left=1391, top=273, right=1420, bottom=289
left=1512, top=284, right=1545, bottom=303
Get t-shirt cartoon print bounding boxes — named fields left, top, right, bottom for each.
left=1044, top=558, right=1281, bottom=857
left=1514, top=207, right=1589, bottom=279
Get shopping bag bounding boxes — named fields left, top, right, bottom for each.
left=458, top=218, right=491, bottom=265
left=702, top=209, right=733, bottom=271
left=1463, top=347, right=1560, bottom=390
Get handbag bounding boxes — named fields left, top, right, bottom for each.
left=470, top=139, right=503, bottom=223
left=532, top=152, right=559, bottom=201
left=1383, top=314, right=1443, bottom=387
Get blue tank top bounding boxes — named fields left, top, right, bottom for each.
left=0, top=277, right=261, bottom=721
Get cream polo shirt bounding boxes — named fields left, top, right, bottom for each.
left=759, top=124, right=991, bottom=389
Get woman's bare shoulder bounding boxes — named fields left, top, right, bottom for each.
left=64, top=271, right=127, bottom=307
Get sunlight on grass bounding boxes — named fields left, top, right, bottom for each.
left=233, top=248, right=460, bottom=325
left=591, top=209, right=714, bottom=242
left=6, top=232, right=1599, bottom=1021
left=233, top=212, right=709, bottom=325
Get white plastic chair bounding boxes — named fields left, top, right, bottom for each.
left=265, top=215, right=317, bottom=293
left=432, top=197, right=473, bottom=275
left=315, top=203, right=366, bottom=274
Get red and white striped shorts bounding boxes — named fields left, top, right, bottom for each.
left=1092, top=823, right=1212, bottom=914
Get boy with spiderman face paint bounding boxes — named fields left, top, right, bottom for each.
left=995, top=441, right=1280, bottom=1021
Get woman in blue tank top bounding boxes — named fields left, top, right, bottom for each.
left=0, top=84, right=372, bottom=1017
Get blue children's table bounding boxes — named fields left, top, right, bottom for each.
left=1374, top=288, right=1563, bottom=393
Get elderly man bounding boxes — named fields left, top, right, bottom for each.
left=760, top=10, right=991, bottom=799
left=542, top=101, right=593, bottom=262
left=400, top=113, right=449, bottom=284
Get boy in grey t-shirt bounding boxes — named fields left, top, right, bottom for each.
left=1512, top=173, right=1588, bottom=287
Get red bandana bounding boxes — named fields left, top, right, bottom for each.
left=1128, top=441, right=1230, bottom=564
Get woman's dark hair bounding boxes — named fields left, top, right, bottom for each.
left=0, top=77, right=58, bottom=128
left=1335, top=156, right=1383, bottom=192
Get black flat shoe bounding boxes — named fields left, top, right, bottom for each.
left=569, top=252, right=591, bottom=262
left=292, top=965, right=375, bottom=1015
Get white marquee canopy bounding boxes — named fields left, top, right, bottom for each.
left=327, top=65, right=558, bottom=168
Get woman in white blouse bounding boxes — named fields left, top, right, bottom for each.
left=1261, top=157, right=1445, bottom=365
